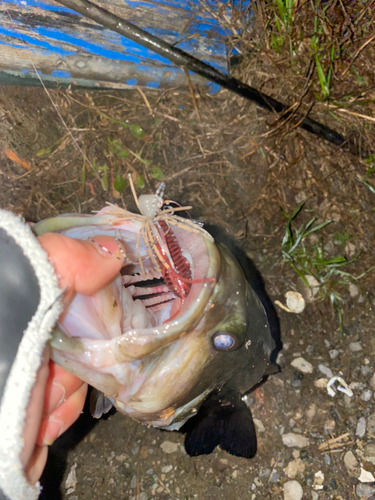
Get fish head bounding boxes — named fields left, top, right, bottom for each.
left=34, top=205, right=275, bottom=429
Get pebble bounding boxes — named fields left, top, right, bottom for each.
left=254, top=418, right=265, bottom=432
left=359, top=468, right=375, bottom=483
left=361, top=365, right=371, bottom=376
left=313, top=471, right=324, bottom=490
left=361, top=390, right=373, bottom=402
left=364, top=443, right=375, bottom=465
left=348, top=282, right=359, bottom=297
left=311, top=492, right=319, bottom=500
left=324, top=419, right=336, bottom=433
left=356, top=483, right=375, bottom=498
left=349, top=342, right=362, bottom=352
left=367, top=414, right=375, bottom=435
left=314, top=378, right=328, bottom=389
left=370, top=373, right=375, bottom=390
left=160, top=441, right=179, bottom=454
left=284, top=459, right=305, bottom=479
left=269, top=472, right=280, bottom=483
left=259, top=469, right=271, bottom=478
left=356, top=417, right=367, bottom=438
left=282, top=433, right=309, bottom=448
left=344, top=450, right=360, bottom=478
left=291, top=357, right=314, bottom=374
left=130, top=475, right=137, bottom=489
left=329, top=349, right=340, bottom=359
left=65, top=463, right=77, bottom=491
left=291, top=379, right=302, bottom=388
left=161, top=465, right=173, bottom=474
left=318, top=364, right=333, bottom=378
left=324, top=454, right=331, bottom=465
left=306, top=404, right=317, bottom=421
left=283, top=480, right=303, bottom=500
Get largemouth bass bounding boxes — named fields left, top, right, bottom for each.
left=33, top=186, right=278, bottom=458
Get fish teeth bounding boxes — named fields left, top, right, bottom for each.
left=122, top=268, right=161, bottom=285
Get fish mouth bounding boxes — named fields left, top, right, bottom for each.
left=35, top=206, right=221, bottom=362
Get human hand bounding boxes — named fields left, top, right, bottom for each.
left=20, top=233, right=124, bottom=484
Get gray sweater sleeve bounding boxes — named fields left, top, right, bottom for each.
left=0, top=211, right=63, bottom=500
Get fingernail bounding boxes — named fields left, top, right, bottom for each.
left=44, top=381, right=65, bottom=416
left=43, top=416, right=64, bottom=446
left=89, top=235, right=127, bottom=261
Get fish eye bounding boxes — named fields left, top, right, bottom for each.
left=212, top=332, right=238, bottom=351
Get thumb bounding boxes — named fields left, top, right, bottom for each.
left=38, top=233, right=125, bottom=305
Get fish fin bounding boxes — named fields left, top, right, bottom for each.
left=89, top=389, right=114, bottom=419
left=183, top=394, right=257, bottom=458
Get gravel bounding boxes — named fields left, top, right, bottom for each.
left=283, top=480, right=303, bottom=500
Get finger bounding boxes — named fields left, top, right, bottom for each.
left=20, top=347, right=50, bottom=468
left=37, top=383, right=88, bottom=446
left=43, top=361, right=85, bottom=417
left=38, top=233, right=125, bottom=305
left=24, top=445, right=48, bottom=486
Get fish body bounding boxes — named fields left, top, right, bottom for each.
left=34, top=200, right=278, bottom=457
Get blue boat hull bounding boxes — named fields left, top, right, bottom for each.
left=0, top=0, right=245, bottom=89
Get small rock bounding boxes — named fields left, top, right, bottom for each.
left=362, top=365, right=371, bottom=376
left=356, top=417, right=367, bottom=438
left=259, top=469, right=271, bottom=478
left=324, top=454, right=331, bottom=465
left=130, top=475, right=137, bottom=489
left=361, top=390, right=373, bottom=402
left=254, top=418, right=265, bottom=432
left=345, top=242, right=356, bottom=258
left=313, top=470, right=324, bottom=490
left=65, top=463, right=77, bottom=491
left=282, top=433, right=309, bottom=448
left=291, top=357, right=314, bottom=374
left=356, top=483, right=375, bottom=498
left=161, top=465, right=173, bottom=474
left=314, top=378, right=328, bottom=389
left=311, top=492, right=319, bottom=500
left=359, top=468, right=375, bottom=483
left=318, top=364, right=333, bottom=378
left=364, top=443, right=375, bottom=465
left=349, top=342, right=363, bottom=352
left=370, top=374, right=375, bottom=390
left=306, top=404, right=317, bottom=421
left=367, top=414, right=375, bottom=435
left=254, top=477, right=262, bottom=487
left=283, top=480, right=303, bottom=500
left=284, top=459, right=305, bottom=479
left=344, top=450, right=360, bottom=478
left=348, top=282, right=359, bottom=297
left=160, top=441, right=179, bottom=454
left=324, top=419, right=336, bottom=433
left=329, top=349, right=340, bottom=360
left=291, top=379, right=302, bottom=388
left=269, top=471, right=280, bottom=483
left=115, top=454, right=128, bottom=463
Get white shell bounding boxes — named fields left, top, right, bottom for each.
left=285, top=291, right=305, bottom=313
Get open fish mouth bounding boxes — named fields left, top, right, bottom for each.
left=33, top=203, right=226, bottom=425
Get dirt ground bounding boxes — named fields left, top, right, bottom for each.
left=1, top=4, right=375, bottom=497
